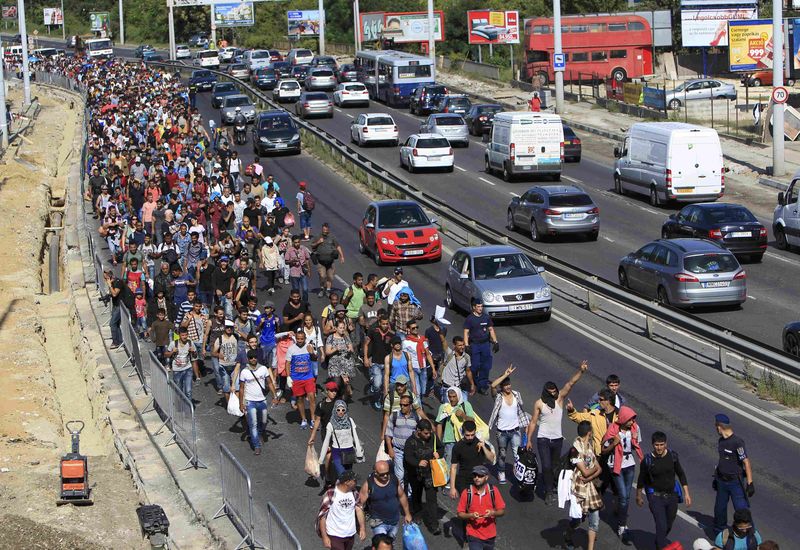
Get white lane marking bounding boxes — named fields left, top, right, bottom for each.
left=603, top=236, right=615, bottom=243
left=562, top=175, right=582, bottom=184
left=335, top=108, right=343, bottom=112
left=551, top=309, right=800, bottom=445
left=345, top=114, right=354, bottom=118
left=747, top=295, right=757, bottom=300
left=509, top=192, right=520, bottom=197
left=764, top=251, right=800, bottom=266
left=478, top=177, right=496, bottom=186
left=455, top=165, right=467, bottom=172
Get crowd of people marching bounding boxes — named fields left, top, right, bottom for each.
left=23, top=50, right=782, bottom=550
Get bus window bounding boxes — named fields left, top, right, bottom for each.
left=527, top=50, right=549, bottom=63
left=533, top=25, right=550, bottom=34
left=397, top=64, right=431, bottom=79
left=628, top=21, right=645, bottom=30
left=608, top=23, right=627, bottom=32
left=591, top=51, right=608, bottom=62
left=610, top=50, right=628, bottom=59
left=571, top=52, right=589, bottom=62
left=561, top=25, right=569, bottom=33
left=571, top=25, right=588, bottom=33
left=589, top=23, right=606, bottom=32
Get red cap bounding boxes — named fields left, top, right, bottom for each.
left=324, top=381, right=339, bottom=390
left=299, top=181, right=307, bottom=189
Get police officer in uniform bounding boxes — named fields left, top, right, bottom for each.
left=462, top=297, right=499, bottom=395
left=188, top=81, right=198, bottom=109
left=712, top=413, right=754, bottom=536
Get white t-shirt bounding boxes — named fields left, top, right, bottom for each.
left=167, top=340, right=194, bottom=372
left=497, top=395, right=519, bottom=431
left=401, top=338, right=428, bottom=371
left=384, top=280, right=409, bottom=305
left=296, top=191, right=307, bottom=213
left=239, top=365, right=269, bottom=402
left=325, top=487, right=358, bottom=538
left=619, top=430, right=636, bottom=469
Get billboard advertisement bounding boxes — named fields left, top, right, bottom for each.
left=90, top=12, right=111, bottom=33
left=43, top=8, right=63, bottom=26
left=288, top=10, right=320, bottom=36
left=728, top=19, right=773, bottom=71
left=467, top=10, right=520, bottom=45
left=358, top=11, right=444, bottom=44
left=2, top=6, right=17, bottom=19
left=680, top=7, right=757, bottom=47
left=214, top=3, right=254, bottom=27
left=793, top=19, right=800, bottom=71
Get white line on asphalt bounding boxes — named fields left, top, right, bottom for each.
left=509, top=192, right=520, bottom=197
left=456, top=166, right=467, bottom=172
left=346, top=114, right=354, bottom=118
left=603, top=236, right=614, bottom=243
left=747, top=295, right=757, bottom=300
left=478, top=177, right=496, bottom=186
left=764, top=251, right=800, bottom=267
left=562, top=175, right=582, bottom=184
left=334, top=108, right=343, bottom=113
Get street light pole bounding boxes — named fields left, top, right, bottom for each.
left=772, top=0, right=784, bottom=175
left=353, top=0, right=361, bottom=53
left=167, top=0, right=176, bottom=61
left=318, top=0, right=325, bottom=56
left=427, top=0, right=435, bottom=61
left=118, top=0, right=125, bottom=44
left=18, top=0, right=31, bottom=106
left=553, top=0, right=564, bottom=113
left=0, top=46, right=8, bottom=147
left=60, top=0, right=65, bottom=40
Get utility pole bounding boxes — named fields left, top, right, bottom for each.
left=0, top=46, right=8, bottom=147
left=118, top=0, right=125, bottom=44
left=18, top=0, right=31, bottom=106
left=167, top=0, right=176, bottom=60
left=210, top=1, right=217, bottom=48
left=427, top=0, right=435, bottom=61
left=773, top=2, right=784, bottom=175
left=553, top=0, right=564, bottom=113
left=353, top=0, right=361, bottom=53
left=60, top=0, right=65, bottom=39
left=318, top=0, right=325, bottom=55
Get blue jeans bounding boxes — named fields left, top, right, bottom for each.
left=299, top=210, right=312, bottom=229
left=215, top=360, right=236, bottom=393
left=414, top=367, right=429, bottom=397
left=713, top=477, right=749, bottom=534
left=466, top=536, right=496, bottom=550
left=331, top=447, right=354, bottom=477
left=444, top=442, right=455, bottom=470
left=370, top=363, right=383, bottom=393
left=172, top=368, right=193, bottom=401
left=612, top=465, right=637, bottom=528
left=470, top=341, right=493, bottom=390
left=496, top=429, right=521, bottom=473
left=246, top=400, right=268, bottom=449
left=392, top=447, right=406, bottom=489
left=110, top=304, right=123, bottom=346
left=219, top=294, right=234, bottom=319
left=372, top=521, right=399, bottom=539
left=290, top=275, right=308, bottom=303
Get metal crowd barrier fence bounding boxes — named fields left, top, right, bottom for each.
left=118, top=303, right=136, bottom=372
left=94, top=252, right=109, bottom=313
left=119, top=302, right=148, bottom=395
left=214, top=444, right=260, bottom=550
left=168, top=374, right=207, bottom=471
left=143, top=351, right=173, bottom=436
left=264, top=502, right=302, bottom=550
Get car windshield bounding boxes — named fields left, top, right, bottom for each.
left=281, top=81, right=300, bottom=89
left=225, top=97, right=251, bottom=107
left=251, top=51, right=269, bottom=59
left=704, top=206, right=758, bottom=224
left=378, top=204, right=430, bottom=229
left=257, top=69, right=275, bottom=76
left=341, top=65, right=355, bottom=71
left=417, top=138, right=451, bottom=147
left=451, top=98, right=470, bottom=107
left=297, top=49, right=313, bottom=57
left=200, top=51, right=218, bottom=58
left=474, top=253, right=538, bottom=280
left=215, top=83, right=236, bottom=92
left=435, top=116, right=465, bottom=126
left=345, top=84, right=366, bottom=91
left=368, top=116, right=394, bottom=126
left=424, top=86, right=447, bottom=95
left=312, top=69, right=334, bottom=77
left=563, top=126, right=577, bottom=138
left=194, top=71, right=211, bottom=78
left=549, top=194, right=592, bottom=207
left=231, top=64, right=246, bottom=70
left=306, top=93, right=329, bottom=101
left=259, top=116, right=293, bottom=130
left=684, top=253, right=739, bottom=274
left=478, top=105, right=501, bottom=114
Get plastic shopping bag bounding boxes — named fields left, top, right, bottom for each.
left=431, top=458, right=449, bottom=488
left=227, top=392, right=244, bottom=417
left=402, top=523, right=428, bottom=550
left=305, top=445, right=321, bottom=477
left=376, top=441, right=391, bottom=463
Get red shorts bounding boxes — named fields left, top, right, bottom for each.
left=292, top=377, right=316, bottom=397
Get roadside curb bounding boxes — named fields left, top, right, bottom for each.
left=758, top=176, right=789, bottom=191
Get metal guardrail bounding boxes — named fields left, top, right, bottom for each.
left=119, top=303, right=147, bottom=393
left=143, top=350, right=173, bottom=436
left=263, top=502, right=302, bottom=550
left=214, top=444, right=261, bottom=550
left=169, top=378, right=207, bottom=471
left=151, top=60, right=800, bottom=381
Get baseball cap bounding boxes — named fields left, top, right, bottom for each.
left=325, top=381, right=339, bottom=391
left=395, top=374, right=409, bottom=384
left=472, top=465, right=490, bottom=476
left=334, top=304, right=347, bottom=312
left=692, top=540, right=714, bottom=550
left=219, top=255, right=229, bottom=262
left=263, top=301, right=275, bottom=310
left=715, top=413, right=731, bottom=425
left=224, top=319, right=235, bottom=327
left=264, top=236, right=273, bottom=244
left=299, top=181, right=307, bottom=189
left=394, top=266, right=403, bottom=274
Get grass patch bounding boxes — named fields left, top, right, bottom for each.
left=740, top=362, right=800, bottom=409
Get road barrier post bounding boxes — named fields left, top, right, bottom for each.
left=719, top=346, right=729, bottom=374
left=587, top=288, right=598, bottom=312
left=645, top=315, right=655, bottom=339
left=214, top=444, right=261, bottom=549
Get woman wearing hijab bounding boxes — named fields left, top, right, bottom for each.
left=525, top=360, right=588, bottom=505
left=318, top=400, right=364, bottom=476
left=435, top=386, right=475, bottom=469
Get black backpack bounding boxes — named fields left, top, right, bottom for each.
left=465, top=485, right=497, bottom=512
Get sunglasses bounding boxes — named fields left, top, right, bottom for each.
left=472, top=473, right=488, bottom=478
left=400, top=403, right=412, bottom=407
left=375, top=471, right=390, bottom=478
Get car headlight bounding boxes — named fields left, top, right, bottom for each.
left=290, top=133, right=300, bottom=141
left=535, top=287, right=551, bottom=299
left=482, top=291, right=496, bottom=303
left=260, top=136, right=269, bottom=143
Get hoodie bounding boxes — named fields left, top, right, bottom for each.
left=602, top=405, right=643, bottom=475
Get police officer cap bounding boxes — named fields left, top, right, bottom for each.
left=714, top=413, right=731, bottom=425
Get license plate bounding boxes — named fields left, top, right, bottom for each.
left=274, top=143, right=288, bottom=149
left=730, top=231, right=752, bottom=238
left=510, top=303, right=535, bottom=311
left=563, top=213, right=583, bottom=219
left=404, top=249, right=424, bottom=256
left=676, top=188, right=694, bottom=194
left=564, top=140, right=572, bottom=144
left=702, top=281, right=730, bottom=288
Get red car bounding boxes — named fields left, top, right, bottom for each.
left=358, top=200, right=442, bottom=265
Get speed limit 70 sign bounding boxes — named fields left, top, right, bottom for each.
left=772, top=86, right=789, bottom=104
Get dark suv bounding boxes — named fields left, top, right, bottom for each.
left=409, top=84, right=448, bottom=116
left=252, top=111, right=301, bottom=155
left=434, top=95, right=472, bottom=115
left=464, top=104, right=502, bottom=135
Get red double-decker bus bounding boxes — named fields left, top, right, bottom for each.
left=524, top=14, right=653, bottom=85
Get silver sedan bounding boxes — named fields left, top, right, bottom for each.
left=220, top=94, right=256, bottom=124
left=665, top=78, right=737, bottom=110
left=295, top=92, right=333, bottom=119
left=419, top=114, right=470, bottom=147
left=507, top=185, right=599, bottom=242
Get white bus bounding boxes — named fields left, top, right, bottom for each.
left=85, top=38, right=113, bottom=58
left=355, top=50, right=435, bottom=107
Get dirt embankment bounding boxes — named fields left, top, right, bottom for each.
left=0, top=84, right=147, bottom=549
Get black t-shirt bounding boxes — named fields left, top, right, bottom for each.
left=451, top=439, right=490, bottom=492
left=243, top=207, right=262, bottom=228
left=367, top=327, right=394, bottom=364
left=282, top=301, right=309, bottom=331
left=111, top=278, right=126, bottom=306
left=198, top=263, right=216, bottom=292
left=212, top=266, right=235, bottom=294
left=717, top=434, right=747, bottom=477
left=315, top=398, right=336, bottom=428
left=260, top=221, right=279, bottom=238
left=425, top=326, right=447, bottom=360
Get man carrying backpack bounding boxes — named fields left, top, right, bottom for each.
left=296, top=180, right=315, bottom=241
left=635, top=431, right=692, bottom=550
left=312, top=223, right=345, bottom=298
left=457, top=465, right=506, bottom=550
left=359, top=460, right=413, bottom=540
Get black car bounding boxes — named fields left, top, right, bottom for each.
left=252, top=111, right=301, bottom=156
left=783, top=322, right=800, bottom=356
left=188, top=32, right=209, bottom=48
left=272, top=61, right=293, bottom=79
left=661, top=203, right=767, bottom=262
left=189, top=69, right=217, bottom=91
left=251, top=67, right=278, bottom=90
left=134, top=45, right=155, bottom=58
left=338, top=64, right=359, bottom=82
left=409, top=84, right=448, bottom=116
left=433, top=95, right=472, bottom=116
left=290, top=65, right=311, bottom=80
left=211, top=82, right=240, bottom=108
left=562, top=124, right=582, bottom=162
left=464, top=104, right=502, bottom=135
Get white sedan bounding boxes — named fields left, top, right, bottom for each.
left=350, top=113, right=399, bottom=147
left=175, top=44, right=191, bottom=59
left=399, top=133, right=454, bottom=173
left=333, top=82, right=369, bottom=107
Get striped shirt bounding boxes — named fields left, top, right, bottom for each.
left=385, top=410, right=419, bottom=450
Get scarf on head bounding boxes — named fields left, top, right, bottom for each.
left=541, top=382, right=558, bottom=410
left=396, top=287, right=421, bottom=308
left=331, top=400, right=351, bottom=431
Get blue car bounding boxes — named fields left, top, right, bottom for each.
left=189, top=69, right=217, bottom=91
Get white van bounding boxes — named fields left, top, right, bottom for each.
left=485, top=112, right=564, bottom=181
left=287, top=48, right=314, bottom=66
left=4, top=45, right=23, bottom=59
left=194, top=49, right=220, bottom=68
left=244, top=49, right=271, bottom=71
left=613, top=122, right=724, bottom=206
